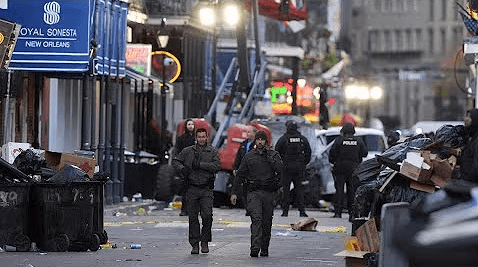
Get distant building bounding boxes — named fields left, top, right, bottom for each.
left=342, top=0, right=468, bottom=129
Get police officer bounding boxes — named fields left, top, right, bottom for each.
left=175, top=119, right=196, bottom=216
left=230, top=131, right=283, bottom=257
left=275, top=120, right=312, bottom=217
left=233, top=125, right=255, bottom=215
left=172, top=128, right=221, bottom=254
left=328, top=122, right=367, bottom=219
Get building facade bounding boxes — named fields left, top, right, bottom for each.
left=344, top=0, right=468, bottom=129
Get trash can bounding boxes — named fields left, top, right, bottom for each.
left=29, top=181, right=104, bottom=252
left=0, top=183, right=31, bottom=252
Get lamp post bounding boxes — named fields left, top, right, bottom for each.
left=157, top=25, right=169, bottom=164
left=344, top=84, right=383, bottom=127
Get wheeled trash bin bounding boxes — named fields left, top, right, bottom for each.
left=29, top=181, right=105, bottom=252
left=0, top=183, right=31, bottom=251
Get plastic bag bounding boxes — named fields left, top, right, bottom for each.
left=12, top=149, right=45, bottom=175
left=47, top=164, right=90, bottom=183
left=434, top=124, right=466, bottom=148
left=353, top=158, right=383, bottom=183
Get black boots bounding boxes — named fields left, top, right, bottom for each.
left=299, top=211, right=308, bottom=217
left=260, top=249, right=269, bottom=257
left=191, top=243, right=199, bottom=254
left=250, top=250, right=259, bottom=257
left=281, top=210, right=288, bottom=217
left=201, top=242, right=209, bottom=253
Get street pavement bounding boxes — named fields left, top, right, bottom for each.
left=0, top=201, right=352, bottom=267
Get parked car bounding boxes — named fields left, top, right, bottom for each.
left=315, top=127, right=389, bottom=200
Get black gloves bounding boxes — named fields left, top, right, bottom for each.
left=181, top=166, right=192, bottom=178
left=192, top=158, right=201, bottom=170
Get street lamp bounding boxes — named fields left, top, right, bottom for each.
left=344, top=83, right=383, bottom=127
left=157, top=23, right=169, bottom=163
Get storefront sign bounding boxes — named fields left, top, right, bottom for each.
left=126, top=44, right=152, bottom=76
left=0, top=0, right=92, bottom=72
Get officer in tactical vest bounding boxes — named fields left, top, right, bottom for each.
left=328, top=123, right=367, bottom=219
left=275, top=120, right=312, bottom=217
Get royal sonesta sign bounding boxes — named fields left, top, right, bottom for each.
left=0, top=0, right=91, bottom=72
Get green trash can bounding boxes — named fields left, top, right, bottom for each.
left=0, top=183, right=31, bottom=252
left=29, top=181, right=104, bottom=252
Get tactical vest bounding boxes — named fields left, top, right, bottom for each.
left=284, top=133, right=305, bottom=162
left=337, top=136, right=361, bottom=163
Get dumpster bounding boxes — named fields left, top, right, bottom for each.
left=29, top=181, right=104, bottom=251
left=0, top=183, right=31, bottom=252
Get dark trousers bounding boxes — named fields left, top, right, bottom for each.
left=187, top=186, right=213, bottom=246
left=333, top=170, right=357, bottom=215
left=247, top=190, right=274, bottom=252
left=281, top=168, right=305, bottom=212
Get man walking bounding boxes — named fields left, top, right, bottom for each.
left=233, top=125, right=255, bottom=215
left=172, top=128, right=221, bottom=254
left=230, top=131, right=283, bottom=257
left=175, top=119, right=196, bottom=216
left=329, top=122, right=367, bottom=219
left=275, top=120, right=312, bottom=217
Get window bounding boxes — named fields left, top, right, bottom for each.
left=429, top=28, right=434, bottom=54
left=395, top=30, right=403, bottom=50
left=374, top=0, right=382, bottom=12
left=397, top=0, right=405, bottom=11
left=384, top=0, right=392, bottom=11
left=384, top=30, right=391, bottom=50
left=441, top=28, right=446, bottom=52
left=442, top=0, right=447, bottom=20
left=407, top=0, right=416, bottom=11
left=406, top=29, right=412, bottom=50
left=430, top=0, right=434, bottom=21
left=416, top=28, right=422, bottom=49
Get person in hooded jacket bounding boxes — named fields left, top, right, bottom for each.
left=460, top=109, right=478, bottom=184
left=230, top=130, right=283, bottom=257
left=275, top=120, right=312, bottom=217
left=175, top=119, right=196, bottom=216
left=329, top=122, right=368, bottom=219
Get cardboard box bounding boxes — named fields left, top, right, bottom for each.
left=399, top=152, right=432, bottom=182
left=334, top=251, right=367, bottom=267
left=355, top=217, right=380, bottom=252
left=409, top=179, right=436, bottom=193
left=44, top=151, right=96, bottom=178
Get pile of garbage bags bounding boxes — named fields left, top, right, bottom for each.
left=352, top=124, right=466, bottom=221
left=1, top=149, right=93, bottom=184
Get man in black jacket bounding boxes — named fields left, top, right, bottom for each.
left=172, top=128, right=221, bottom=255
left=460, top=109, right=478, bottom=183
left=175, top=119, right=196, bottom=216
left=230, top=131, right=283, bottom=258
left=275, top=120, right=312, bottom=217
left=329, top=123, right=367, bottom=219
left=233, top=125, right=256, bottom=215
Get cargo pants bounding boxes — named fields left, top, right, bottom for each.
left=186, top=185, right=213, bottom=246
left=247, top=190, right=274, bottom=253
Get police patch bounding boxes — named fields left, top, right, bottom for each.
left=343, top=140, right=358, bottom=145
left=289, top=138, right=301, bottom=143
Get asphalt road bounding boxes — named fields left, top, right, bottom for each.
left=0, top=203, right=351, bottom=267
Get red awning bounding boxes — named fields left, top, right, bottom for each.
left=245, top=0, right=307, bottom=21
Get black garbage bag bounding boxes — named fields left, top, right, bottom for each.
left=0, top=157, right=31, bottom=183
left=379, top=138, right=433, bottom=163
left=393, top=181, right=478, bottom=266
left=364, top=252, right=378, bottom=267
left=353, top=158, right=383, bottom=183
left=434, top=124, right=467, bottom=148
left=47, top=164, right=90, bottom=183
left=382, top=174, right=427, bottom=206
left=354, top=169, right=395, bottom=218
left=13, top=149, right=46, bottom=175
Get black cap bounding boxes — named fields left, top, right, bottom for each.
left=285, top=120, right=298, bottom=130
left=254, top=130, right=268, bottom=143
left=341, top=122, right=355, bottom=135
